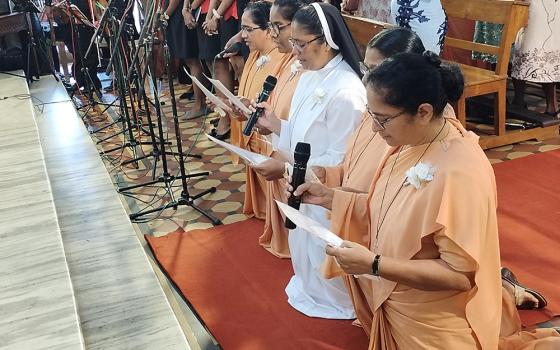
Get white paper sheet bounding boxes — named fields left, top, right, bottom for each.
left=207, top=134, right=318, bottom=182
left=275, top=200, right=343, bottom=247
left=275, top=200, right=375, bottom=280
left=204, top=74, right=252, bottom=115
left=184, top=68, right=228, bottom=116
left=207, top=134, right=270, bottom=165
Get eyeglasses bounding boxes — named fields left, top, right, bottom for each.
left=288, top=35, right=323, bottom=51
left=359, top=61, right=369, bottom=75
left=268, top=21, right=290, bottom=35
left=366, top=105, right=406, bottom=130
left=241, top=25, right=263, bottom=33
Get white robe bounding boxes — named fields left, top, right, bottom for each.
left=277, top=54, right=366, bottom=319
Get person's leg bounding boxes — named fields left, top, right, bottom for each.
left=213, top=58, right=233, bottom=135
left=512, top=78, right=526, bottom=108
left=542, top=82, right=559, bottom=116
left=77, top=27, right=101, bottom=90
left=185, top=58, right=205, bottom=111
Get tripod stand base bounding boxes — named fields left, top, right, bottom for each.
left=117, top=171, right=210, bottom=192
left=129, top=186, right=222, bottom=225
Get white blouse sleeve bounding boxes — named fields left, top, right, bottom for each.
left=307, top=89, right=365, bottom=167
left=277, top=119, right=293, bottom=162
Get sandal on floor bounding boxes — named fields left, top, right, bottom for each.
left=209, top=127, right=230, bottom=141
left=210, top=117, right=220, bottom=126
left=501, top=267, right=547, bottom=310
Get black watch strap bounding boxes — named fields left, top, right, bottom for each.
left=371, top=254, right=381, bottom=276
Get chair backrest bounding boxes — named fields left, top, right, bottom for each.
left=343, top=15, right=392, bottom=57
left=441, top=0, right=529, bottom=76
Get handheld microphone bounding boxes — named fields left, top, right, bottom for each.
left=285, top=142, right=311, bottom=229
left=243, top=75, right=277, bottom=136
left=216, top=42, right=243, bottom=59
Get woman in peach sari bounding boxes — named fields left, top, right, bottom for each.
left=248, top=0, right=309, bottom=256
left=292, top=52, right=560, bottom=348
left=226, top=1, right=288, bottom=144
left=228, top=1, right=290, bottom=220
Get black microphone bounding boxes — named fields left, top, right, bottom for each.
left=243, top=75, right=277, bottom=136
left=216, top=42, right=243, bottom=59
left=285, top=142, right=311, bottom=229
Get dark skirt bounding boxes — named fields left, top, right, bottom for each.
left=197, top=13, right=240, bottom=61
left=166, top=10, right=199, bottom=60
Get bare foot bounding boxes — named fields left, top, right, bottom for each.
left=216, top=117, right=230, bottom=135
left=502, top=279, right=540, bottom=309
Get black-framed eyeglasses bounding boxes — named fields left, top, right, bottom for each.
left=241, top=25, right=263, bottom=33
left=367, top=105, right=406, bottom=130
left=288, top=35, right=323, bottom=51
left=268, top=21, right=291, bottom=35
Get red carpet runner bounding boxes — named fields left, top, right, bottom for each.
left=494, top=149, right=560, bottom=325
left=146, top=150, right=560, bottom=348
left=145, top=218, right=369, bottom=350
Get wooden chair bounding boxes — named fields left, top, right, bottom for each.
left=440, top=0, right=556, bottom=148
left=343, top=15, right=392, bottom=57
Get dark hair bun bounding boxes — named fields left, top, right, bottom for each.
left=440, top=62, right=464, bottom=102
left=423, top=50, right=441, bottom=68
left=365, top=52, right=465, bottom=115
left=245, top=1, right=272, bottom=28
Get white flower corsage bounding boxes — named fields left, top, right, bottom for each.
left=311, top=87, right=327, bottom=109
left=289, top=60, right=302, bottom=80
left=404, top=162, right=435, bottom=189
left=255, top=55, right=270, bottom=70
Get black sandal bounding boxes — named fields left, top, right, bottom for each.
left=501, top=267, right=547, bottom=310
left=210, top=128, right=230, bottom=141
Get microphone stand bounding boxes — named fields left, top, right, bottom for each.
left=97, top=13, right=155, bottom=164
left=126, top=16, right=221, bottom=225
left=63, top=0, right=103, bottom=113
left=84, top=0, right=114, bottom=60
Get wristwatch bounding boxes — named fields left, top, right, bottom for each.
left=371, top=254, right=381, bottom=276
left=212, top=9, right=222, bottom=19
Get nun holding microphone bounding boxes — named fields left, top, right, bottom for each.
left=253, top=3, right=366, bottom=319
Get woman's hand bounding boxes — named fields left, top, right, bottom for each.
left=251, top=159, right=285, bottom=181
left=204, top=16, right=219, bottom=34
left=182, top=9, right=196, bottom=28
left=229, top=97, right=251, bottom=121
left=222, top=31, right=242, bottom=58
left=205, top=96, right=216, bottom=111
left=206, top=97, right=232, bottom=114
left=253, top=102, right=281, bottom=135
left=285, top=180, right=335, bottom=209
left=326, top=241, right=375, bottom=275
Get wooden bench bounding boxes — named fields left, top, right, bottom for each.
left=441, top=0, right=559, bottom=149
left=343, top=15, right=392, bottom=57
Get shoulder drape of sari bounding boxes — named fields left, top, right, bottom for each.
left=321, top=116, right=390, bottom=278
